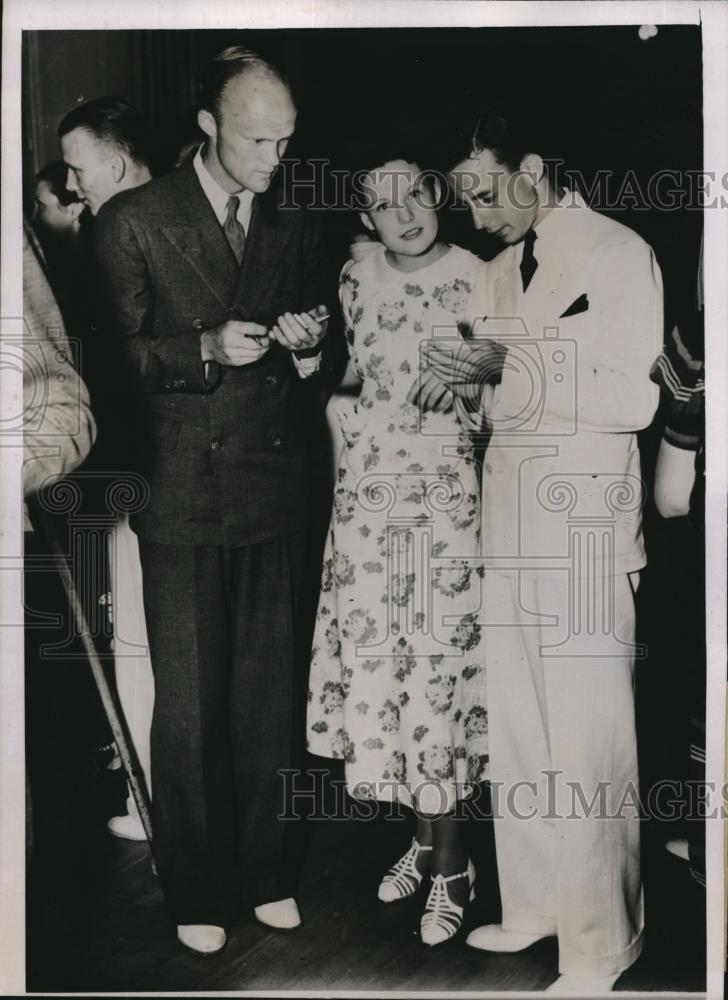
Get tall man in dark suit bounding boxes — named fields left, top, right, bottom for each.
left=93, top=47, right=332, bottom=954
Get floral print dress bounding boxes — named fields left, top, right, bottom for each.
left=306, top=244, right=489, bottom=815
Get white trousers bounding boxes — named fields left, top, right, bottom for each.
left=109, top=516, right=154, bottom=805
left=484, top=570, right=644, bottom=977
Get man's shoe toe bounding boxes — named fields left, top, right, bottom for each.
left=254, top=898, right=301, bottom=930
left=177, top=924, right=226, bottom=955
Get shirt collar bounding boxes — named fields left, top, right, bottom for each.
left=528, top=188, right=591, bottom=251
left=193, top=145, right=254, bottom=229
left=529, top=189, right=572, bottom=244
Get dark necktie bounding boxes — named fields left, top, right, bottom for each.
left=519, top=228, right=538, bottom=293
left=224, top=195, right=245, bottom=266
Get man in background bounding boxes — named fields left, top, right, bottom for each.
left=59, top=97, right=152, bottom=218
left=59, top=97, right=156, bottom=842
left=57, top=95, right=154, bottom=450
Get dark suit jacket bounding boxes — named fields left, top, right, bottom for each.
left=93, top=160, right=334, bottom=547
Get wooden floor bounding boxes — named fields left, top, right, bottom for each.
left=26, top=761, right=707, bottom=994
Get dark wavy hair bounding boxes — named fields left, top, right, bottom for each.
left=453, top=104, right=563, bottom=185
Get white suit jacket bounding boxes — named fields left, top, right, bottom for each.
left=468, top=191, right=662, bottom=577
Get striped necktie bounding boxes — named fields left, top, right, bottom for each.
left=224, top=195, right=245, bottom=266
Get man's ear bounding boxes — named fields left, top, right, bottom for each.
left=359, top=212, right=375, bottom=233
left=197, top=108, right=217, bottom=141
left=520, top=153, right=544, bottom=188
left=110, top=153, right=127, bottom=185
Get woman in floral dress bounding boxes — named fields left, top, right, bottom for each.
left=307, top=153, right=488, bottom=945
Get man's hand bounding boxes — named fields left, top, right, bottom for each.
left=423, top=340, right=507, bottom=403
left=269, top=306, right=328, bottom=353
left=407, top=368, right=455, bottom=413
left=200, top=320, right=270, bottom=366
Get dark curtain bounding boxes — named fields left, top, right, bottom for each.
left=128, top=31, right=200, bottom=171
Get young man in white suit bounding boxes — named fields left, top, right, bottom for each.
left=427, top=113, right=662, bottom=993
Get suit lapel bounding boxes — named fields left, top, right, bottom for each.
left=161, top=162, right=240, bottom=313
left=232, top=192, right=294, bottom=321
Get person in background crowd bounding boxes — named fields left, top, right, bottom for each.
left=30, top=162, right=89, bottom=340
left=59, top=97, right=152, bottom=218
left=651, top=235, right=705, bottom=888
left=23, top=221, right=98, bottom=865
left=58, top=96, right=155, bottom=842
left=23, top=222, right=96, bottom=509
left=432, top=110, right=662, bottom=993
left=31, top=160, right=85, bottom=248
left=92, top=46, right=332, bottom=955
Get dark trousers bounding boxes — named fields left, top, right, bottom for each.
left=138, top=533, right=307, bottom=925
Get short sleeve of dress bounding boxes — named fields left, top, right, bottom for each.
left=338, top=258, right=365, bottom=380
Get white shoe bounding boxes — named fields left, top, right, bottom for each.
left=254, top=897, right=301, bottom=930
left=176, top=924, right=226, bottom=955
left=107, top=812, right=147, bottom=842
left=378, top=839, right=433, bottom=902
left=466, top=923, right=552, bottom=952
left=545, top=972, right=619, bottom=994
left=420, top=860, right=475, bottom=946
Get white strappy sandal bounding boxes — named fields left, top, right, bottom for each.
left=377, top=838, right=433, bottom=902
left=420, top=859, right=476, bottom=946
